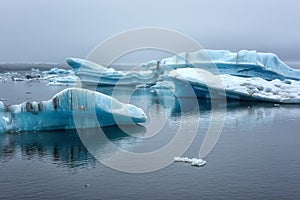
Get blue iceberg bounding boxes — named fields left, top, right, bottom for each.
left=66, top=58, right=157, bottom=86
left=159, top=50, right=300, bottom=81
left=0, top=88, right=147, bottom=133
left=65, top=50, right=300, bottom=103
left=67, top=50, right=300, bottom=90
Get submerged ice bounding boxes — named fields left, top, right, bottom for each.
left=0, top=88, right=147, bottom=133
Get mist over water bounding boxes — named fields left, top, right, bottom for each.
left=0, top=0, right=300, bottom=63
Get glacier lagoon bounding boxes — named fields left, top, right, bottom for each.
left=1, top=52, right=300, bottom=199
left=0, top=77, right=300, bottom=199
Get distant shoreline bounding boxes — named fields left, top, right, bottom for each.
left=0, top=60, right=299, bottom=73
left=0, top=63, right=70, bottom=72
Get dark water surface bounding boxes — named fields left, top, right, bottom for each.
left=1, top=79, right=300, bottom=199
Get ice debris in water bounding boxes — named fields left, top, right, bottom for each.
left=174, top=157, right=207, bottom=167
left=0, top=67, right=78, bottom=86
left=0, top=88, right=147, bottom=133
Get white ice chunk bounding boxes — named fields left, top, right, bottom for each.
left=174, top=156, right=207, bottom=167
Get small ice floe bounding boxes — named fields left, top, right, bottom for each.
left=47, top=76, right=79, bottom=86
left=174, top=157, right=207, bottom=167
left=0, top=88, right=147, bottom=133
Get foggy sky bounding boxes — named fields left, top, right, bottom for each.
left=0, top=0, right=299, bottom=63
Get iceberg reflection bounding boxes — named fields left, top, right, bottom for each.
left=0, top=125, right=146, bottom=169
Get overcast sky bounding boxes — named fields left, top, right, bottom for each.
left=0, top=0, right=299, bottom=63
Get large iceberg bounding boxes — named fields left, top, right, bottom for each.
left=65, top=50, right=300, bottom=103
left=66, top=58, right=157, bottom=86
left=169, top=68, right=300, bottom=103
left=158, top=50, right=300, bottom=81
left=66, top=50, right=300, bottom=89
left=0, top=88, right=147, bottom=133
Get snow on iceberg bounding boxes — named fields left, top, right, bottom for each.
left=0, top=88, right=147, bottom=133
left=66, top=58, right=157, bottom=86
left=174, top=157, right=206, bottom=167
left=169, top=68, right=300, bottom=103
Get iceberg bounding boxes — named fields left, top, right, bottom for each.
left=159, top=50, right=300, bottom=81
left=169, top=68, right=300, bottom=103
left=0, top=88, right=147, bottom=133
left=66, top=58, right=157, bottom=86
left=67, top=50, right=300, bottom=90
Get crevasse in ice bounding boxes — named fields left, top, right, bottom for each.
left=0, top=88, right=147, bottom=133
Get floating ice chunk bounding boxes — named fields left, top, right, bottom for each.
left=174, top=157, right=207, bottom=167
left=66, top=58, right=157, bottom=86
left=0, top=88, right=147, bottom=133
left=47, top=75, right=79, bottom=86
left=170, top=68, right=300, bottom=103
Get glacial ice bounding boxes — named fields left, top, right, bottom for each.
left=64, top=50, right=300, bottom=103
left=66, top=50, right=300, bottom=92
left=0, top=88, right=147, bottom=133
left=174, top=157, right=207, bottom=167
left=159, top=50, right=300, bottom=81
left=66, top=58, right=157, bottom=86
left=169, top=68, right=300, bottom=103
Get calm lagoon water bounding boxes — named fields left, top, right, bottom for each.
left=1, top=76, right=300, bottom=199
